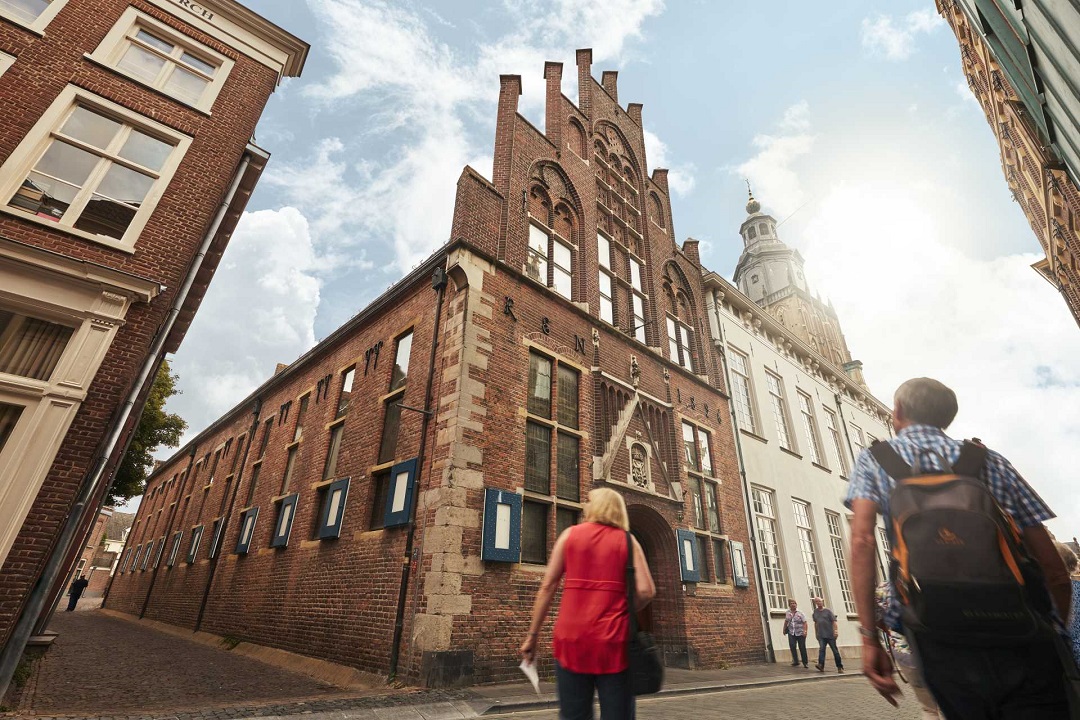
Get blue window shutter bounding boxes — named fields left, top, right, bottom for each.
left=677, top=529, right=701, bottom=583
left=482, top=488, right=522, bottom=562
left=318, top=477, right=351, bottom=540
left=731, top=540, right=750, bottom=588
left=383, top=458, right=418, bottom=528
left=270, top=493, right=299, bottom=548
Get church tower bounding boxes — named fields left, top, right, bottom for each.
left=732, top=190, right=861, bottom=380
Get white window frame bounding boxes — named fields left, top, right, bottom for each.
left=629, top=255, right=647, bottom=344
left=792, top=499, right=824, bottom=601
left=823, top=407, right=848, bottom=476
left=0, top=85, right=193, bottom=253
left=0, top=0, right=69, bottom=34
left=826, top=511, right=856, bottom=615
left=87, top=7, right=233, bottom=114
left=851, top=424, right=866, bottom=457
left=751, top=487, right=788, bottom=611
left=666, top=315, right=694, bottom=371
left=727, top=347, right=756, bottom=433
left=527, top=221, right=574, bottom=300
left=0, top=51, right=14, bottom=78
left=797, top=391, right=824, bottom=466
left=765, top=371, right=794, bottom=450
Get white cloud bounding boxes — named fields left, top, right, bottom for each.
left=861, top=9, right=944, bottom=61
left=734, top=101, right=815, bottom=218
left=643, top=128, right=696, bottom=196
left=800, top=183, right=1080, bottom=538
left=291, top=0, right=666, bottom=273
left=955, top=77, right=980, bottom=105
left=163, top=208, right=321, bottom=449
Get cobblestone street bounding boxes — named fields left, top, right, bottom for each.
left=484, top=678, right=924, bottom=720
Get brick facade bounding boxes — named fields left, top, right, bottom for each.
left=107, top=52, right=766, bottom=686
left=0, top=0, right=306, bottom=660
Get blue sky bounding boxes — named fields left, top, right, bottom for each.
left=143, top=0, right=1080, bottom=538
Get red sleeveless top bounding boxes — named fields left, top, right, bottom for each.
left=552, top=522, right=630, bottom=674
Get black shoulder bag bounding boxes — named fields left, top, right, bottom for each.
left=625, top=531, right=663, bottom=695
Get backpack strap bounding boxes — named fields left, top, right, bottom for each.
left=869, top=440, right=914, bottom=480
left=952, top=440, right=988, bottom=477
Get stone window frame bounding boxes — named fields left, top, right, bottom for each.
left=520, top=345, right=586, bottom=566
left=764, top=369, right=796, bottom=452
left=0, top=0, right=69, bottom=34
left=680, top=417, right=730, bottom=587
left=0, top=51, right=13, bottom=79
left=377, top=328, right=415, bottom=466
left=0, top=85, right=193, bottom=254
left=751, top=485, right=789, bottom=612
left=797, top=390, right=825, bottom=467
left=791, top=498, right=825, bottom=602
left=726, top=344, right=758, bottom=434
left=87, top=7, right=234, bottom=114
left=0, top=239, right=156, bottom=571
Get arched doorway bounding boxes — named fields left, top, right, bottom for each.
left=627, top=503, right=690, bottom=668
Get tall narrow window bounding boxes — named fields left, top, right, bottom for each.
left=698, top=428, right=713, bottom=477
left=629, top=257, right=647, bottom=343
left=527, top=353, right=552, bottom=419
left=798, top=391, right=823, bottom=465
left=765, top=371, right=793, bottom=450
left=556, top=365, right=578, bottom=429
left=336, top=367, right=355, bottom=418
left=377, top=401, right=402, bottom=465
left=390, top=331, right=412, bottom=392
left=293, top=394, right=309, bottom=442
left=598, top=235, right=614, bottom=324
left=793, top=500, right=824, bottom=600
left=280, top=446, right=297, bottom=495
left=322, top=424, right=344, bottom=480
left=0, top=308, right=75, bottom=381
left=666, top=316, right=694, bottom=370
left=687, top=476, right=705, bottom=529
left=851, top=424, right=866, bottom=457
left=727, top=349, right=756, bottom=432
left=521, top=500, right=548, bottom=564
left=752, top=487, right=787, bottom=610
left=681, top=421, right=699, bottom=471
left=823, top=408, right=848, bottom=475
left=527, top=224, right=549, bottom=286
left=378, top=331, right=414, bottom=466
left=525, top=421, right=551, bottom=493
left=245, top=419, right=273, bottom=506
left=552, top=239, right=572, bottom=299
left=826, top=511, right=856, bottom=614
left=527, top=223, right=574, bottom=300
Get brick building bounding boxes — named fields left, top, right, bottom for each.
left=0, top=0, right=307, bottom=693
left=938, top=0, right=1080, bottom=325
left=106, top=52, right=766, bottom=686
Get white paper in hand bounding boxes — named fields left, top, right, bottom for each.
left=519, top=658, right=541, bottom=695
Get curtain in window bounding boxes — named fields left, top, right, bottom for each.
left=0, top=311, right=74, bottom=381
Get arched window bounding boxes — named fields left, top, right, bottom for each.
left=527, top=186, right=574, bottom=300
left=568, top=118, right=587, bottom=158
left=747, top=226, right=757, bottom=240
left=648, top=192, right=665, bottom=229
left=758, top=222, right=769, bottom=236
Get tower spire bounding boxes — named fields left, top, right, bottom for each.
left=745, top=180, right=760, bottom=214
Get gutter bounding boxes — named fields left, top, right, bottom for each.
left=0, top=149, right=256, bottom=699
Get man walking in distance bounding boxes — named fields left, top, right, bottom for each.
left=784, top=599, right=809, bottom=668
left=812, top=597, right=843, bottom=673
left=66, top=574, right=89, bottom=612
left=846, top=377, right=1072, bottom=716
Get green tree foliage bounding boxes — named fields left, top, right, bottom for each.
left=109, top=360, right=187, bottom=505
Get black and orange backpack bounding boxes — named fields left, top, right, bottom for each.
left=870, top=439, right=1054, bottom=644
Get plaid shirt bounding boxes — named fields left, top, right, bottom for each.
left=844, top=424, right=1054, bottom=628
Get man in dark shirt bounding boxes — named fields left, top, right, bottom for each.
left=811, top=597, right=843, bottom=672
left=66, top=575, right=89, bottom=612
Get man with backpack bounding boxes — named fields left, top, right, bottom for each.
left=846, top=377, right=1074, bottom=718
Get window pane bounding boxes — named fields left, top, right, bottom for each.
left=164, top=65, right=209, bottom=104
left=528, top=223, right=547, bottom=254
left=600, top=296, right=614, bottom=324
left=687, top=476, right=704, bottom=529
left=336, top=367, right=354, bottom=418
left=0, top=0, right=48, bottom=23
left=390, top=332, right=412, bottom=391
left=597, top=234, right=610, bottom=269
left=293, top=395, right=309, bottom=442
left=526, top=225, right=547, bottom=283
left=135, top=29, right=175, bottom=54
left=521, top=501, right=548, bottom=564
left=0, top=402, right=23, bottom=452
left=118, top=44, right=166, bottom=84
left=370, top=473, right=389, bottom=530
left=322, top=424, right=343, bottom=480
left=667, top=317, right=679, bottom=361
left=556, top=432, right=579, bottom=501
left=280, top=447, right=297, bottom=494
left=527, top=354, right=551, bottom=418
left=555, top=507, right=578, bottom=537
left=74, top=195, right=137, bottom=239
left=705, top=482, right=720, bottom=534
left=118, top=129, right=171, bottom=171
left=0, top=311, right=74, bottom=380
left=630, top=258, right=642, bottom=291
left=827, top=511, right=856, bottom=614
left=60, top=107, right=122, bottom=150
left=794, top=500, right=824, bottom=600
left=752, top=487, right=788, bottom=610
left=679, top=324, right=693, bottom=370
left=378, top=400, right=402, bottom=464
left=682, top=422, right=699, bottom=471
left=696, top=535, right=710, bottom=582
left=713, top=539, right=727, bottom=583
left=95, top=163, right=154, bottom=204
left=766, top=373, right=792, bottom=449
left=553, top=266, right=572, bottom=299
left=32, top=140, right=100, bottom=187
left=556, top=364, right=578, bottom=428
left=598, top=270, right=612, bottom=297
left=180, top=51, right=216, bottom=76
left=699, top=429, right=712, bottom=476
left=524, top=421, right=551, bottom=493
left=553, top=239, right=572, bottom=269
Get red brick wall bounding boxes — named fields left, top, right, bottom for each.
left=0, top=0, right=281, bottom=647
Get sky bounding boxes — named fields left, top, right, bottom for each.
left=129, top=0, right=1080, bottom=539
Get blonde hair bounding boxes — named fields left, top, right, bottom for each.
left=1057, top=542, right=1079, bottom=574
left=583, top=488, right=630, bottom=531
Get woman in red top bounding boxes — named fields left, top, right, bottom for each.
left=520, top=488, right=656, bottom=719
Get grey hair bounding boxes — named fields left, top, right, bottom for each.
left=894, top=378, right=958, bottom=429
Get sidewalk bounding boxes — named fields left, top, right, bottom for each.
left=2, top=605, right=849, bottom=720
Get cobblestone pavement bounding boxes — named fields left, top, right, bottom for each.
left=3, top=607, right=394, bottom=717
left=483, top=677, right=924, bottom=719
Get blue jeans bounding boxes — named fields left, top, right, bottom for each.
left=555, top=661, right=635, bottom=719
left=817, top=637, right=842, bottom=669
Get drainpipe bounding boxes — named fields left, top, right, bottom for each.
left=193, top=397, right=262, bottom=632
left=387, top=265, right=448, bottom=680
left=0, top=151, right=255, bottom=701
left=140, top=446, right=198, bottom=618
left=711, top=290, right=775, bottom=664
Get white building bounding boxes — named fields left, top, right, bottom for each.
left=702, top=192, right=893, bottom=662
